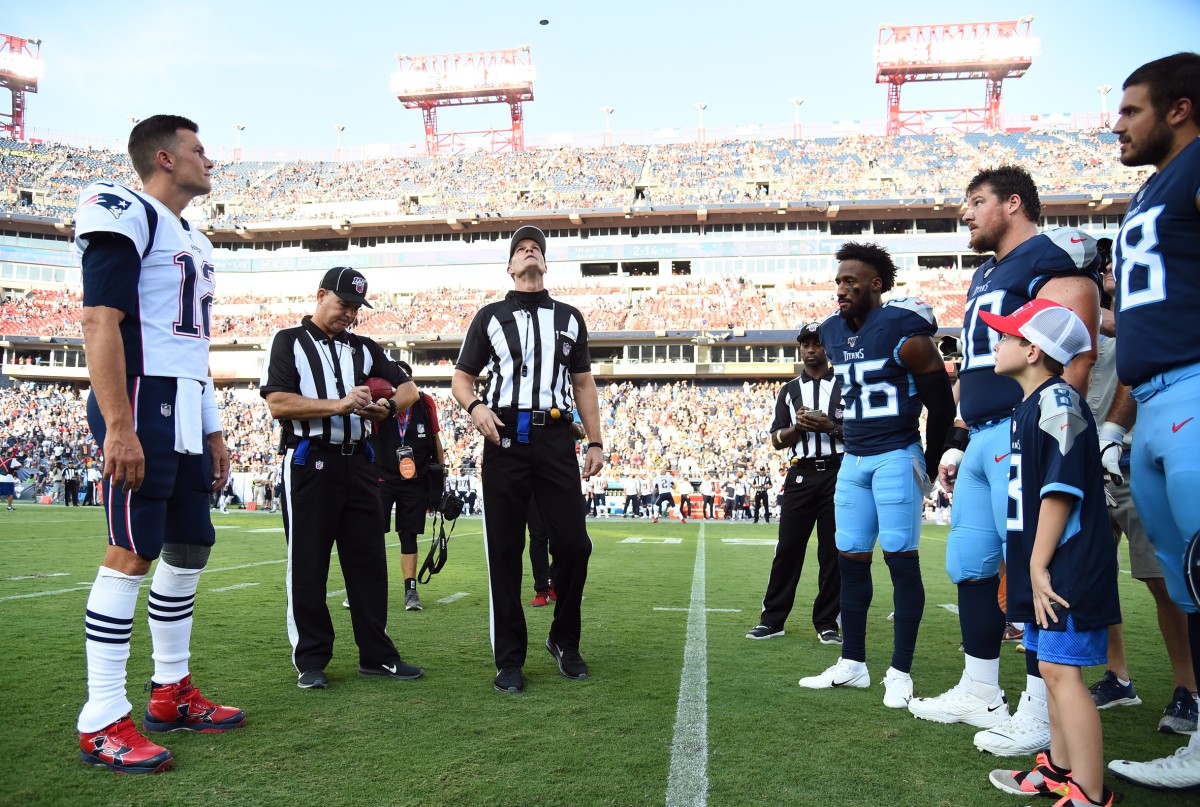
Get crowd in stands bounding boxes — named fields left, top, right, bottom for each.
left=3, top=274, right=979, bottom=340
left=0, top=129, right=1144, bottom=223
left=1, top=379, right=784, bottom=507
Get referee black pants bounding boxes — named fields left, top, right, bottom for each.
left=482, top=424, right=591, bottom=670
left=752, top=490, right=770, bottom=522
left=759, top=462, right=840, bottom=634
left=281, top=447, right=402, bottom=674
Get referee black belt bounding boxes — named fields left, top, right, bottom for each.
left=789, top=456, right=841, bottom=472
left=493, top=407, right=573, bottom=426
left=296, top=438, right=367, bottom=456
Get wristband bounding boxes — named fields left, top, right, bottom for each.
left=467, top=399, right=484, bottom=415
left=586, top=441, right=603, bottom=451
left=1098, top=421, right=1128, bottom=444
left=945, top=425, right=970, bottom=452
left=201, top=377, right=223, bottom=436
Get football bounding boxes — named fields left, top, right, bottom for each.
left=365, top=376, right=395, bottom=401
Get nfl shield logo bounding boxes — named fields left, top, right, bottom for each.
left=846, top=336, right=858, bottom=347
left=562, top=343, right=571, bottom=357
left=501, top=437, right=511, bottom=448
left=352, top=277, right=366, bottom=293
left=160, top=403, right=172, bottom=417
left=315, top=460, right=324, bottom=470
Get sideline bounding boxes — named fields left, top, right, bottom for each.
left=665, top=524, right=708, bottom=807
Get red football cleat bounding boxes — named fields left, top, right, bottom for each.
left=143, top=674, right=246, bottom=733
left=530, top=592, right=550, bottom=607
left=547, top=584, right=557, bottom=603
left=80, top=714, right=174, bottom=775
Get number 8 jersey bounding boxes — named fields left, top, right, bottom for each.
left=819, top=298, right=937, bottom=456
left=1114, top=137, right=1200, bottom=388
left=75, top=181, right=215, bottom=381
left=958, top=229, right=1100, bottom=427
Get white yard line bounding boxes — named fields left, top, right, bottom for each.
left=665, top=523, right=709, bottom=807
left=654, top=607, right=740, bottom=613
left=211, top=582, right=260, bottom=593
left=438, top=592, right=470, bottom=604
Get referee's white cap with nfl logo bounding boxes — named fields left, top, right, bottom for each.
left=320, top=266, right=373, bottom=309
left=979, top=298, right=1091, bottom=365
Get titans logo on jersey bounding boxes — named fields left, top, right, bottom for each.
left=75, top=181, right=215, bottom=382
left=958, top=229, right=1101, bottom=427
left=819, top=298, right=936, bottom=456
left=1004, top=379, right=1119, bottom=630
left=1114, top=138, right=1200, bottom=387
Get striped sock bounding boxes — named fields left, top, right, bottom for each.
left=148, top=561, right=200, bottom=685
left=78, top=567, right=141, bottom=732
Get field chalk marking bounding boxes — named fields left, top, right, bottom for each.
left=438, top=592, right=470, bottom=604
left=666, top=523, right=708, bottom=807
left=212, top=582, right=260, bottom=593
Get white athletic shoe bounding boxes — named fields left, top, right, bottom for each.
left=974, top=690, right=1051, bottom=757
left=908, top=670, right=1009, bottom=727
left=798, top=657, right=870, bottom=690
left=882, top=667, right=913, bottom=708
left=1109, top=731, right=1200, bottom=791
left=342, top=598, right=350, bottom=609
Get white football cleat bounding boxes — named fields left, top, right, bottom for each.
left=882, top=667, right=914, bottom=708
left=1109, top=731, right=1200, bottom=791
left=908, top=670, right=1009, bottom=727
left=798, top=657, right=870, bottom=690
left=974, top=690, right=1051, bottom=757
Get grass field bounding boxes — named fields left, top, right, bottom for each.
left=0, top=505, right=1193, bottom=806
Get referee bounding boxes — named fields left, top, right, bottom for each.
left=261, top=266, right=425, bottom=689
left=452, top=225, right=604, bottom=694
left=746, top=323, right=844, bottom=644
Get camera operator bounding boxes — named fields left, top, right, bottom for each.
left=372, top=361, right=446, bottom=612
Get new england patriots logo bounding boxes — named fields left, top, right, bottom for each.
left=82, top=192, right=132, bottom=220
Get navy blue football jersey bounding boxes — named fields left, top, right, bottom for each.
left=1004, top=378, right=1120, bottom=630
left=958, top=229, right=1101, bottom=426
left=820, top=298, right=937, bottom=456
left=1114, top=137, right=1200, bottom=387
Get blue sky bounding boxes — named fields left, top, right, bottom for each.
left=7, top=0, right=1199, bottom=154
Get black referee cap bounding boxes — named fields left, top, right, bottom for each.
left=796, top=322, right=821, bottom=343
left=320, top=266, right=373, bottom=309
left=509, top=225, right=547, bottom=261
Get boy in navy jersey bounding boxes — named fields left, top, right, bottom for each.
left=797, top=242, right=954, bottom=707
left=1106, top=51, right=1200, bottom=793
left=980, top=298, right=1117, bottom=807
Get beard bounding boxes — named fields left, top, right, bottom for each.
left=1120, top=118, right=1174, bottom=167
left=969, top=226, right=1001, bottom=255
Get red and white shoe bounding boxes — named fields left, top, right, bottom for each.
left=80, top=714, right=174, bottom=774
left=530, top=592, right=550, bottom=607
left=143, top=674, right=246, bottom=733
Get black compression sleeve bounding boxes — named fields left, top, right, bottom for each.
left=914, top=369, right=956, bottom=480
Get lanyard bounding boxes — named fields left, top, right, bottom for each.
left=397, top=406, right=412, bottom=444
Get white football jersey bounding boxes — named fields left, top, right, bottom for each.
left=75, top=181, right=214, bottom=382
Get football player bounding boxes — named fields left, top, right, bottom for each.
left=1106, top=51, right=1200, bottom=793
left=75, top=116, right=244, bottom=775
left=908, top=165, right=1102, bottom=759
left=798, top=242, right=954, bottom=708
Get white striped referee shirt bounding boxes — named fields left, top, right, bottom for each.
left=259, top=315, right=407, bottom=446
left=455, top=289, right=591, bottom=411
left=769, top=368, right=844, bottom=460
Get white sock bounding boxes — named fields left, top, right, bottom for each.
left=964, top=654, right=1001, bottom=689
left=78, top=567, right=142, bottom=732
left=1025, top=674, right=1048, bottom=702
left=148, top=561, right=201, bottom=685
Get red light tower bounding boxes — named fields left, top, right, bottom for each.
left=875, top=19, right=1037, bottom=136
left=392, top=48, right=534, bottom=155
left=0, top=34, right=41, bottom=141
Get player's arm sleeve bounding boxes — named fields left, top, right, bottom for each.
left=80, top=233, right=141, bottom=314
left=916, top=370, right=956, bottom=480
left=259, top=330, right=301, bottom=397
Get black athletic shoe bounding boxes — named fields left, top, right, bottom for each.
left=359, top=661, right=424, bottom=681
left=546, top=638, right=589, bottom=680
left=494, top=667, right=525, bottom=693
left=298, top=669, right=329, bottom=689
left=746, top=624, right=784, bottom=640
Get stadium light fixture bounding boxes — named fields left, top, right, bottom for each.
left=694, top=102, right=708, bottom=143
left=233, top=123, right=245, bottom=163
left=602, top=106, right=614, bottom=147
left=334, top=124, right=345, bottom=159
left=1096, top=85, right=1112, bottom=127
left=791, top=97, right=805, bottom=139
